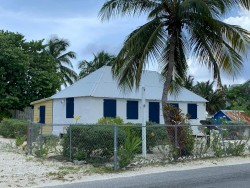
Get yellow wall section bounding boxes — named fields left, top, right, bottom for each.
left=33, top=99, right=53, bottom=134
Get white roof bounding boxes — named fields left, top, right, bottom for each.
left=51, top=66, right=207, bottom=102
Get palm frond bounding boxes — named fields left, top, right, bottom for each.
left=99, top=0, right=159, bottom=21
left=112, top=17, right=166, bottom=90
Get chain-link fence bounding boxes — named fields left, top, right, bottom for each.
left=28, top=122, right=250, bottom=170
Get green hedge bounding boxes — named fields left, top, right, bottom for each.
left=62, top=125, right=126, bottom=163
left=0, top=118, right=28, bottom=138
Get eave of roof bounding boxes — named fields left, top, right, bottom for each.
left=48, top=66, right=207, bottom=102
left=30, top=97, right=51, bottom=105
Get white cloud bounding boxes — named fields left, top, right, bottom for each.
left=0, top=2, right=249, bottom=85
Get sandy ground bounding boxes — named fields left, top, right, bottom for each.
left=1, top=137, right=250, bottom=188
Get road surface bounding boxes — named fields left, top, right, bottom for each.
left=49, top=163, right=250, bottom=188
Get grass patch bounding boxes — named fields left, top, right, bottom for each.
left=46, top=166, right=81, bottom=180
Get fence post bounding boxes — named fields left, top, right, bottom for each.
left=69, top=124, right=72, bottom=161
left=113, top=124, right=118, bottom=171
left=175, top=124, right=178, bottom=148
left=39, top=124, right=43, bottom=158
left=28, top=121, right=32, bottom=155
left=141, top=86, right=147, bottom=158
left=219, top=125, right=226, bottom=154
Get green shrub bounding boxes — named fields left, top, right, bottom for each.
left=117, top=124, right=168, bottom=153
left=0, top=119, right=28, bottom=138
left=226, top=140, right=247, bottom=156
left=62, top=125, right=126, bottom=163
left=118, top=129, right=141, bottom=168
left=43, top=135, right=60, bottom=153
left=211, top=132, right=224, bottom=157
left=0, top=111, right=12, bottom=121
left=34, top=147, right=49, bottom=157
left=16, top=135, right=27, bottom=146
left=97, top=117, right=124, bottom=125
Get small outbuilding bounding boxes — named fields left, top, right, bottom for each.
left=213, top=110, right=250, bottom=125
left=31, top=66, right=207, bottom=135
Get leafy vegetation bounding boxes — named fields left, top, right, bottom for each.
left=164, top=104, right=195, bottom=157
left=99, top=0, right=250, bottom=128
left=97, top=117, right=124, bottom=125
left=78, top=51, right=116, bottom=79
left=118, top=129, right=141, bottom=168
left=0, top=118, right=28, bottom=138
left=46, top=36, right=78, bottom=88
left=62, top=125, right=126, bottom=163
left=192, top=81, right=226, bottom=115
left=225, top=81, right=250, bottom=115
left=0, top=30, right=61, bottom=114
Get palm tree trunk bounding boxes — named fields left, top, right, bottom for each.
left=162, top=35, right=176, bottom=125
left=162, top=34, right=189, bottom=157
left=162, top=35, right=177, bottom=152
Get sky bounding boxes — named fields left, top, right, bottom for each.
left=0, top=0, right=249, bottom=86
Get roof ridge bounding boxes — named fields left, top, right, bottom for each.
left=90, top=66, right=106, bottom=96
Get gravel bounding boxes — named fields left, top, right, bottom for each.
left=1, top=136, right=250, bottom=188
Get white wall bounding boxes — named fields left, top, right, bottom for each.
left=52, top=97, right=206, bottom=135
left=52, top=97, right=97, bottom=135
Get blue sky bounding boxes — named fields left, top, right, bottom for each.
left=0, top=0, right=249, bottom=86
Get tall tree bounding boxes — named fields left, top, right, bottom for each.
left=182, top=75, right=195, bottom=90
left=0, top=31, right=61, bottom=118
left=99, top=0, right=250, bottom=155
left=46, top=37, right=78, bottom=87
left=226, top=81, right=250, bottom=115
left=193, top=81, right=226, bottom=115
left=78, top=51, right=116, bottom=79
left=99, top=0, right=250, bottom=125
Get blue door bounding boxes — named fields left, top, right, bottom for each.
left=149, top=102, right=160, bottom=124
left=39, top=106, right=45, bottom=124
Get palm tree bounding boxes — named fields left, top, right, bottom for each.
left=78, top=51, right=116, bottom=79
left=99, top=1, right=250, bottom=155
left=47, top=37, right=78, bottom=87
left=99, top=0, right=250, bottom=125
left=182, top=75, right=195, bottom=90
left=193, top=81, right=226, bottom=115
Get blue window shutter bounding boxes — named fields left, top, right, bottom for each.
left=188, top=103, right=197, bottom=119
left=169, top=103, right=179, bottom=109
left=127, top=101, right=138, bottom=119
left=103, top=99, right=116, bottom=118
left=66, top=98, right=74, bottom=118
left=39, top=106, right=46, bottom=124
left=149, top=102, right=160, bottom=124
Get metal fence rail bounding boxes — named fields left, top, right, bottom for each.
left=28, top=123, right=250, bottom=170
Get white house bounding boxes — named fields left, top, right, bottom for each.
left=32, top=66, right=207, bottom=135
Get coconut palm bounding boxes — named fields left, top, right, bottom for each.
left=99, top=0, right=250, bottom=125
left=78, top=51, right=116, bottom=79
left=47, top=37, right=78, bottom=87
left=182, top=75, right=195, bottom=90
left=193, top=81, right=226, bottom=115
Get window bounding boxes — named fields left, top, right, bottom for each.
left=169, top=103, right=179, bottom=109
left=103, top=99, right=116, bottom=118
left=149, top=102, right=160, bottom=124
left=188, top=103, right=197, bottom=119
left=39, top=106, right=46, bottom=124
left=127, top=101, right=138, bottom=119
left=66, top=98, right=74, bottom=118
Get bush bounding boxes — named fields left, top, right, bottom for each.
left=97, top=117, right=124, bottom=125
left=211, top=131, right=224, bottom=157
left=0, top=119, right=28, bottom=138
left=118, top=129, right=141, bottom=168
left=16, top=135, right=27, bottom=146
left=62, top=125, right=126, bottom=163
left=226, top=140, right=246, bottom=156
left=0, top=111, right=12, bottom=121
left=32, top=135, right=60, bottom=157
